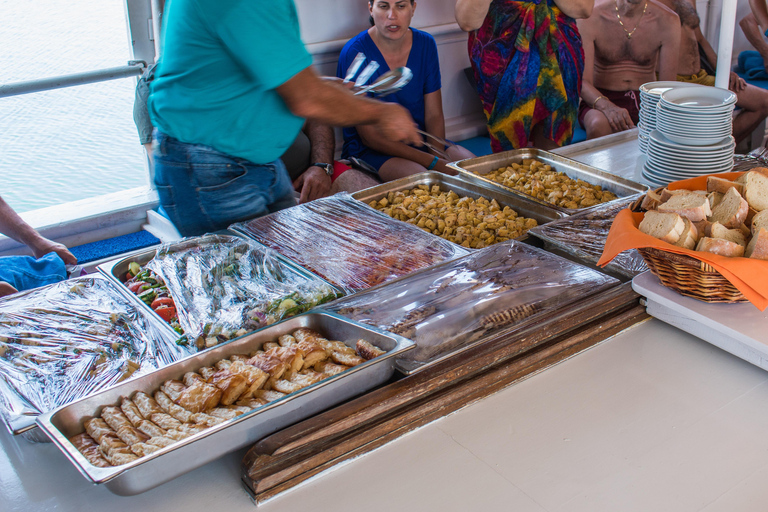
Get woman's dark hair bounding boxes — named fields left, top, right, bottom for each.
left=369, top=0, right=415, bottom=26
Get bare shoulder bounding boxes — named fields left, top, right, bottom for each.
left=648, top=0, right=681, bottom=26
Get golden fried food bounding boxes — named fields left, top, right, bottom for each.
left=478, top=158, right=617, bottom=209
left=368, top=184, right=538, bottom=248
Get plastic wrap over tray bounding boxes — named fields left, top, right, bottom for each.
left=0, top=276, right=186, bottom=437
left=352, top=171, right=566, bottom=249
left=528, top=195, right=648, bottom=278
left=36, top=312, right=413, bottom=495
left=326, top=241, right=619, bottom=373
left=123, top=235, right=345, bottom=351
left=230, top=193, right=469, bottom=293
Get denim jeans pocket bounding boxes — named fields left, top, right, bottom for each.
left=196, top=163, right=274, bottom=229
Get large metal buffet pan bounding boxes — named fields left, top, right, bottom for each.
left=351, top=171, right=566, bottom=245
left=36, top=312, right=414, bottom=496
left=97, top=234, right=344, bottom=340
left=447, top=148, right=648, bottom=214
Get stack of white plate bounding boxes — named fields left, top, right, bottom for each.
left=643, top=130, right=736, bottom=188
left=637, top=82, right=703, bottom=154
left=641, top=86, right=736, bottom=187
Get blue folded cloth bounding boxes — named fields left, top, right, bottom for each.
left=738, top=50, right=768, bottom=80
left=0, top=252, right=67, bottom=294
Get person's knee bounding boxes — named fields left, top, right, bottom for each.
left=446, top=144, right=475, bottom=160
left=584, top=111, right=612, bottom=139
left=379, top=158, right=426, bottom=182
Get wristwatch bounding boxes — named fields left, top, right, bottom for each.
left=312, top=162, right=334, bottom=176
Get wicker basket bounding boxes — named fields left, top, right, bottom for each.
left=630, top=190, right=748, bottom=303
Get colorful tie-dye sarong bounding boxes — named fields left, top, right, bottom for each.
left=468, top=0, right=584, bottom=151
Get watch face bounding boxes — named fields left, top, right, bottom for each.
left=314, top=163, right=334, bottom=176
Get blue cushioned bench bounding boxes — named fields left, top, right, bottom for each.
left=69, top=230, right=161, bottom=264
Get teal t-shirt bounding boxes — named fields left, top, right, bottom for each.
left=149, top=0, right=312, bottom=164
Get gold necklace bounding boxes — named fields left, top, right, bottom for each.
left=615, top=0, right=648, bottom=39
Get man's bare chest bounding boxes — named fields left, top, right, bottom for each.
left=594, top=22, right=660, bottom=67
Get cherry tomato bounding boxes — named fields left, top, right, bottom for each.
left=127, top=281, right=148, bottom=293
left=154, top=305, right=177, bottom=323
left=125, top=271, right=134, bottom=281
left=151, top=297, right=175, bottom=310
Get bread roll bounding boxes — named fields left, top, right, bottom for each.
left=638, top=211, right=685, bottom=244
left=658, top=193, right=712, bottom=222
left=710, top=222, right=747, bottom=247
left=695, top=237, right=745, bottom=257
left=746, top=227, right=768, bottom=259
left=742, top=171, right=768, bottom=211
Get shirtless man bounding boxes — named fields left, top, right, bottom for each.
left=577, top=0, right=681, bottom=139
left=662, top=0, right=768, bottom=144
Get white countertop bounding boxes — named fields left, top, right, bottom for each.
left=4, top=318, right=768, bottom=512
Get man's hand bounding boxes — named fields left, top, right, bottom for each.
left=30, top=237, right=78, bottom=265
left=729, top=72, right=747, bottom=93
left=373, top=103, right=422, bottom=146
left=293, top=166, right=332, bottom=204
left=0, top=281, right=18, bottom=298
left=597, top=101, right=635, bottom=132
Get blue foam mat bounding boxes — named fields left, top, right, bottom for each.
left=69, top=230, right=161, bottom=264
left=457, top=127, right=587, bottom=158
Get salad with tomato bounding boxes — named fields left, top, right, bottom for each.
left=123, top=261, right=183, bottom=335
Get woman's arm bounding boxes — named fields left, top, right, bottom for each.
left=423, top=90, right=447, bottom=154
left=552, top=0, right=594, bottom=19
left=455, top=0, right=493, bottom=32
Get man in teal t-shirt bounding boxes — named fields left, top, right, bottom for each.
left=148, top=0, right=419, bottom=236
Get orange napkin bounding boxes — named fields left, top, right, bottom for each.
left=597, top=172, right=768, bottom=310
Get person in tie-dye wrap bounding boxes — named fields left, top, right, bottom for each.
left=456, top=0, right=593, bottom=151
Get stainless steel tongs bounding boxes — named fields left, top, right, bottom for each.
left=417, top=129, right=452, bottom=160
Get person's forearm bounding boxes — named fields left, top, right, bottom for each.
left=0, top=197, right=46, bottom=249
left=749, top=0, right=768, bottom=31
left=306, top=121, right=335, bottom=164
left=552, top=0, right=594, bottom=19
left=580, top=81, right=605, bottom=109
left=741, top=14, right=768, bottom=56
left=279, top=68, right=399, bottom=127
left=455, top=0, right=493, bottom=32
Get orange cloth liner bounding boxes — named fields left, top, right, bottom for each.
left=598, top=172, right=768, bottom=310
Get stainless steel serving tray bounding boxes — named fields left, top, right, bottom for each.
left=97, top=234, right=345, bottom=342
left=448, top=148, right=648, bottom=214
left=351, top=171, right=566, bottom=247
left=36, top=312, right=414, bottom=496
left=0, top=275, right=181, bottom=441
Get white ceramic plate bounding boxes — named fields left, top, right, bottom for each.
left=648, top=130, right=735, bottom=151
left=660, top=86, right=737, bottom=108
left=644, top=160, right=733, bottom=178
left=640, top=81, right=704, bottom=96
left=659, top=130, right=732, bottom=146
left=646, top=147, right=734, bottom=162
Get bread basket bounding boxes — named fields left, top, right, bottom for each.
left=629, top=190, right=748, bottom=303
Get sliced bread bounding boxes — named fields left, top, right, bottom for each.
left=746, top=228, right=768, bottom=260
left=708, top=191, right=724, bottom=210
left=742, top=171, right=768, bottom=211
left=696, top=237, right=745, bottom=257
left=640, top=189, right=662, bottom=211
left=709, top=222, right=747, bottom=247
left=708, top=186, right=749, bottom=228
left=673, top=218, right=698, bottom=249
left=639, top=211, right=685, bottom=244
left=707, top=176, right=743, bottom=195
left=750, top=208, right=768, bottom=234
left=658, top=192, right=712, bottom=222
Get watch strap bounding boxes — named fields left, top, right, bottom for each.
left=312, top=162, right=334, bottom=176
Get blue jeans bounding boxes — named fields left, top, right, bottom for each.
left=153, top=131, right=297, bottom=236
left=0, top=252, right=67, bottom=293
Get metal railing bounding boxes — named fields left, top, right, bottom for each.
left=0, top=61, right=146, bottom=99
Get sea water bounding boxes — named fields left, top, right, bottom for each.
left=0, top=0, right=147, bottom=214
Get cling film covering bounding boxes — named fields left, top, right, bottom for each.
left=231, top=193, right=469, bottom=293
left=0, top=276, right=187, bottom=432
left=144, top=235, right=343, bottom=350
left=327, top=241, right=619, bottom=371
left=528, top=196, right=648, bottom=277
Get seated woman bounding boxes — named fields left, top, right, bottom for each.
left=336, top=0, right=475, bottom=181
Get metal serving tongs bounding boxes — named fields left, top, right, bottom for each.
left=417, top=129, right=452, bottom=160
left=354, top=67, right=413, bottom=97
left=733, top=145, right=768, bottom=172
